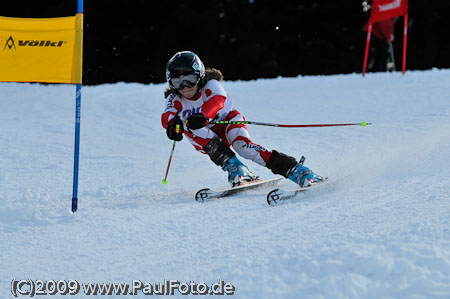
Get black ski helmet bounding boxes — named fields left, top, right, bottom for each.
left=166, top=51, right=205, bottom=86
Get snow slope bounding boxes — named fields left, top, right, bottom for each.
left=1, top=70, right=450, bottom=298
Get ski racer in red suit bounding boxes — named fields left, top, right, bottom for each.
left=161, top=51, right=323, bottom=187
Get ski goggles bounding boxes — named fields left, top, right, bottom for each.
left=170, top=74, right=200, bottom=90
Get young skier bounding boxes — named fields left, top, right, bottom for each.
left=161, top=51, right=323, bottom=187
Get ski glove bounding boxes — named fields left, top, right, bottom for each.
left=166, top=115, right=184, bottom=141
left=186, top=113, right=209, bottom=130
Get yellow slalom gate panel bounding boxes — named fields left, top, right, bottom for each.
left=0, top=14, right=83, bottom=84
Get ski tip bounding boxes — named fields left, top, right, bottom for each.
left=266, top=189, right=280, bottom=206
left=195, top=188, right=211, bottom=202
left=361, top=121, right=372, bottom=127
left=162, top=179, right=168, bottom=184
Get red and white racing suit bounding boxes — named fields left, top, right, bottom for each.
left=161, top=79, right=272, bottom=167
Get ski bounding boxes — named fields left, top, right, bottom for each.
left=266, top=179, right=328, bottom=206
left=195, top=177, right=283, bottom=202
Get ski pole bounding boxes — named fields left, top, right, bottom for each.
left=162, top=124, right=180, bottom=184
left=209, top=120, right=372, bottom=128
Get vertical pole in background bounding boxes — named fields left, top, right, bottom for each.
left=402, top=13, right=408, bottom=74
left=72, top=84, right=81, bottom=213
left=72, top=0, right=83, bottom=213
left=362, top=22, right=372, bottom=77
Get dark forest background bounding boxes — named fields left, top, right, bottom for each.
left=1, top=0, right=449, bottom=85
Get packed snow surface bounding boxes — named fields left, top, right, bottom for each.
left=1, top=70, right=450, bottom=298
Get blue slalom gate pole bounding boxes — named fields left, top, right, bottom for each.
left=78, top=0, right=83, bottom=13
left=72, top=84, right=81, bottom=213
left=72, top=0, right=83, bottom=213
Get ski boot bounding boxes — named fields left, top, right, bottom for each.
left=287, top=156, right=324, bottom=188
left=222, top=156, right=258, bottom=187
